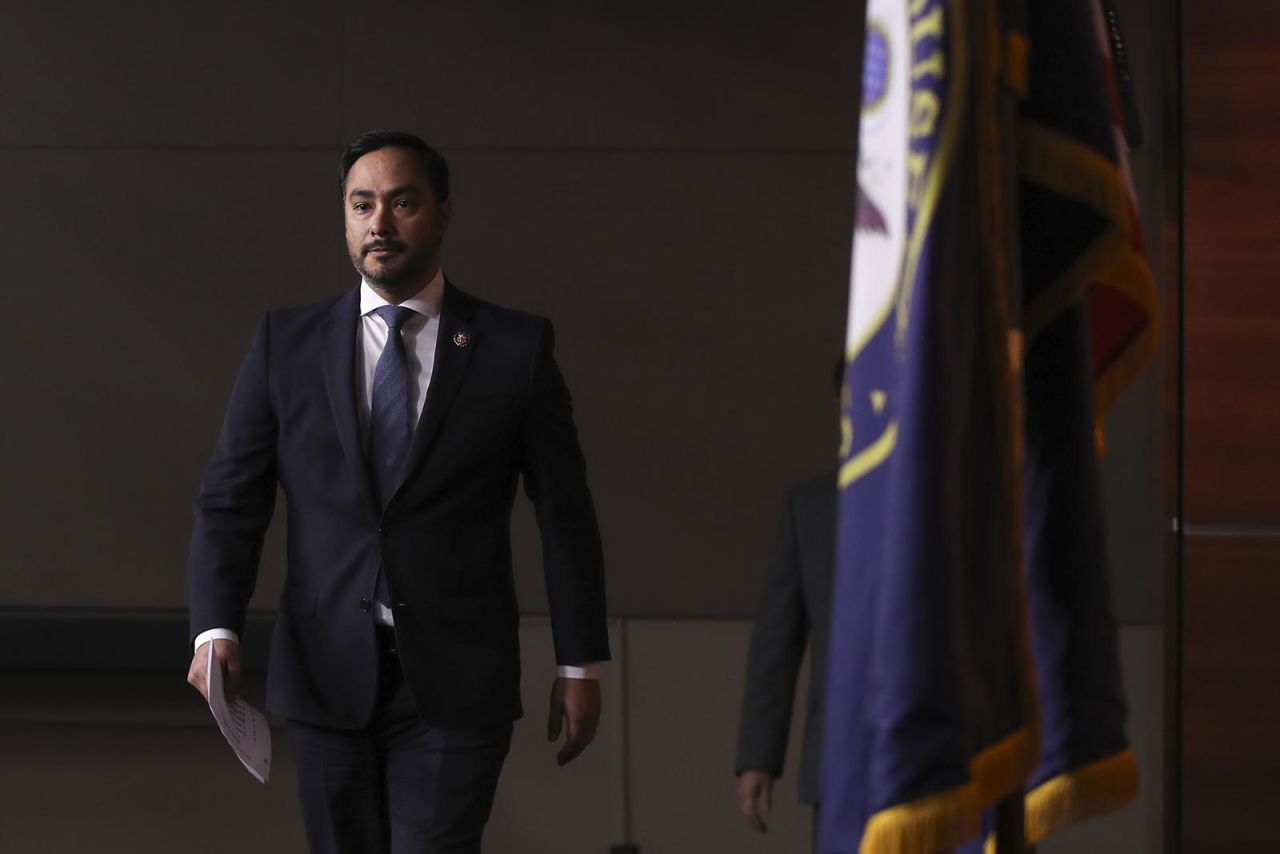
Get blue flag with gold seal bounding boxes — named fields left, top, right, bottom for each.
left=819, top=0, right=1038, bottom=850
left=819, top=0, right=1155, bottom=850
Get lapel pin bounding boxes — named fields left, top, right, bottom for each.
left=453, top=331, right=471, bottom=348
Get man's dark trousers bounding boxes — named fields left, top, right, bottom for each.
left=287, top=628, right=512, bottom=854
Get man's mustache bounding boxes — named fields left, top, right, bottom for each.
left=363, top=240, right=407, bottom=255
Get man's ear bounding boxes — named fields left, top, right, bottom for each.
left=436, top=198, right=453, bottom=232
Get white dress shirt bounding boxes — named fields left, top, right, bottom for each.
left=356, top=271, right=443, bottom=447
left=195, top=272, right=599, bottom=679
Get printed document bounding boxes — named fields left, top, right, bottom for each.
left=206, top=640, right=271, bottom=783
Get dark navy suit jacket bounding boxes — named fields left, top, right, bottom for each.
left=187, top=282, right=610, bottom=730
left=735, top=472, right=836, bottom=805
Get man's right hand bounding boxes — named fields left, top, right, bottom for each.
left=737, top=769, right=775, bottom=833
left=187, top=638, right=241, bottom=704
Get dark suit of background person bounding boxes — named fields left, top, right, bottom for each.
left=735, top=471, right=837, bottom=833
left=186, top=132, right=610, bottom=854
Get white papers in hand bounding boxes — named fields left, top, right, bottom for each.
left=206, top=640, right=272, bottom=783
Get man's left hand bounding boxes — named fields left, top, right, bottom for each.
left=547, top=676, right=601, bottom=766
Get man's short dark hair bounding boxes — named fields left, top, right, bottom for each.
left=339, top=130, right=450, bottom=201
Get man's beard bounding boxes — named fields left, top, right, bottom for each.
left=351, top=242, right=436, bottom=294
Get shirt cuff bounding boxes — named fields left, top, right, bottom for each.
left=195, top=632, right=599, bottom=679
left=194, top=628, right=240, bottom=651
left=556, top=663, right=602, bottom=679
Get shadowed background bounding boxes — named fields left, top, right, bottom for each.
left=0, top=1, right=1176, bottom=851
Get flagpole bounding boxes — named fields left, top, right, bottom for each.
left=978, top=0, right=1033, bottom=846
left=994, top=795, right=1030, bottom=853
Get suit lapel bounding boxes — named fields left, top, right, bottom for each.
left=395, top=280, right=475, bottom=498
left=320, top=288, right=379, bottom=514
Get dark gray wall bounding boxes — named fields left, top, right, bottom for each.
left=0, top=0, right=1167, bottom=623
left=0, top=1, right=860, bottom=617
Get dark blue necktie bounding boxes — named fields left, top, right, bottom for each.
left=370, top=305, right=415, bottom=608
left=370, top=305, right=416, bottom=507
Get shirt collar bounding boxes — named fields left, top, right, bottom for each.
left=359, top=268, right=445, bottom=319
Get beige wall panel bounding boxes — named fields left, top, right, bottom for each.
left=0, top=673, right=239, bottom=726
left=1098, top=377, right=1167, bottom=624
left=340, top=0, right=861, bottom=151
left=0, top=621, right=1158, bottom=852
left=0, top=622, right=620, bottom=853
left=0, top=1, right=343, bottom=148
left=487, top=620, right=626, bottom=852
left=0, top=724, right=306, bottom=854
left=626, top=619, right=813, bottom=852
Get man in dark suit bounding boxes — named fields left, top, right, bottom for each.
left=734, top=471, right=836, bottom=833
left=735, top=364, right=841, bottom=837
left=186, top=130, right=609, bottom=854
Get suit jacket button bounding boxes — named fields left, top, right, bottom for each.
left=359, top=597, right=372, bottom=612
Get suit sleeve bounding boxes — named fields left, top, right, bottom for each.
left=186, top=314, right=279, bottom=642
left=735, top=490, right=809, bottom=777
left=520, top=319, right=610, bottom=667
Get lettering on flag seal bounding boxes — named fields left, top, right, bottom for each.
left=842, top=0, right=953, bottom=489
left=847, top=3, right=909, bottom=364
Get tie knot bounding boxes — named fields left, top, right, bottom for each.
left=374, top=305, right=416, bottom=333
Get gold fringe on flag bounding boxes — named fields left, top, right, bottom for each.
left=860, top=729, right=1039, bottom=854
left=1017, top=122, right=1160, bottom=416
left=1025, top=749, right=1140, bottom=843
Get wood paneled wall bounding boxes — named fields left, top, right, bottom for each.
left=1181, top=537, right=1280, bottom=849
left=1183, top=2, right=1280, bottom=522
left=1181, top=1, right=1280, bottom=850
